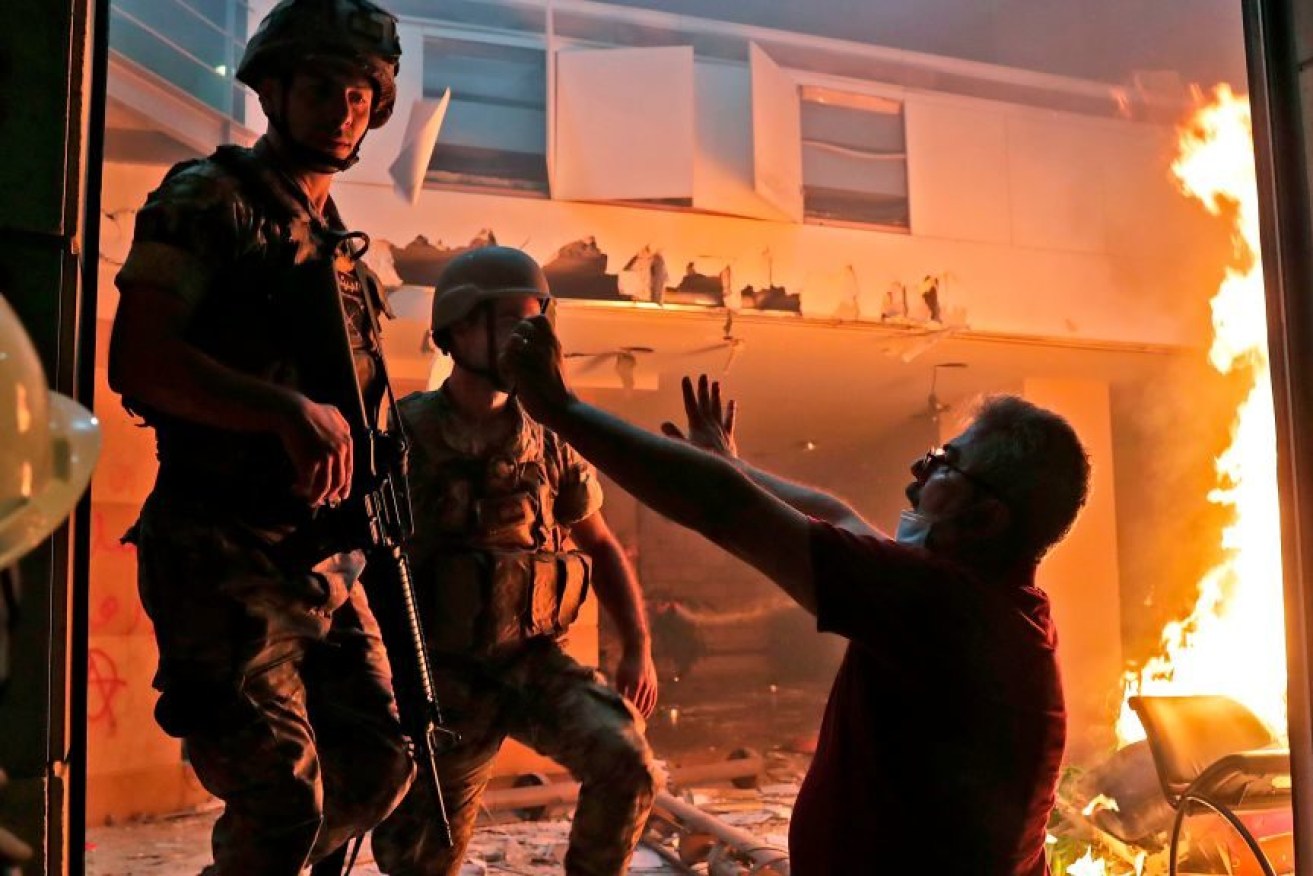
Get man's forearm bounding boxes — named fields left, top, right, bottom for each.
left=545, top=398, right=758, bottom=547
left=113, top=336, right=294, bottom=434
left=732, top=459, right=871, bottom=531
left=589, top=541, right=650, bottom=654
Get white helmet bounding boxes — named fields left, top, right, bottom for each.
left=0, top=295, right=101, bottom=569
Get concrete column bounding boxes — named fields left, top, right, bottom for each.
left=1245, top=1, right=1313, bottom=869
left=0, top=0, right=102, bottom=872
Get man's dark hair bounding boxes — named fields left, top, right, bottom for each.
left=968, top=395, right=1091, bottom=560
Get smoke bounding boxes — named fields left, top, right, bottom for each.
left=1110, top=352, right=1248, bottom=662
left=589, top=0, right=1244, bottom=86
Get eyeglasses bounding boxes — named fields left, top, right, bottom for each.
left=916, top=447, right=1004, bottom=501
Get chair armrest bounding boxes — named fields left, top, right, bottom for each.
left=1185, top=748, right=1292, bottom=810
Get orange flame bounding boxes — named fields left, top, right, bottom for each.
left=1117, top=84, right=1286, bottom=745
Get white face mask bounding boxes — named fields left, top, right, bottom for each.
left=894, top=509, right=934, bottom=547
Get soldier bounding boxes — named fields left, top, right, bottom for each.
left=107, top=2, right=414, bottom=872
left=371, top=247, right=661, bottom=876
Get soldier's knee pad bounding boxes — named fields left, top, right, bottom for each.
left=592, top=737, right=659, bottom=800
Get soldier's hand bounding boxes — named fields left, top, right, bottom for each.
left=499, top=315, right=572, bottom=425
left=660, top=374, right=738, bottom=458
left=616, top=645, right=659, bottom=719
left=278, top=393, right=354, bottom=507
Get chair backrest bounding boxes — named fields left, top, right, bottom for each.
left=1129, top=695, right=1277, bottom=804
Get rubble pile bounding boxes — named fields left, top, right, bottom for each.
left=86, top=751, right=810, bottom=876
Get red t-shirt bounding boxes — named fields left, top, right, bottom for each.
left=788, top=522, right=1066, bottom=875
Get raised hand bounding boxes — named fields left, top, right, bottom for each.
left=499, top=314, right=572, bottom=425
left=661, top=374, right=737, bottom=458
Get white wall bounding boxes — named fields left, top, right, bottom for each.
left=902, top=89, right=1218, bottom=345
left=328, top=143, right=1209, bottom=350
left=325, top=12, right=1218, bottom=347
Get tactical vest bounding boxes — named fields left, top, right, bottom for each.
left=129, top=144, right=389, bottom=522
left=406, top=403, right=593, bottom=657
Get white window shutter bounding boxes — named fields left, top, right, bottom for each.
left=388, top=90, right=451, bottom=205
left=546, top=1, right=559, bottom=194
left=904, top=98, right=1011, bottom=243
left=693, top=59, right=790, bottom=221
left=552, top=46, right=696, bottom=202
left=749, top=43, right=803, bottom=222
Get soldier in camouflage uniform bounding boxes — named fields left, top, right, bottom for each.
left=371, top=247, right=661, bottom=876
left=107, top=2, right=414, bottom=872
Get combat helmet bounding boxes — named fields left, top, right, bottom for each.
left=430, top=246, right=552, bottom=353
left=238, top=0, right=402, bottom=130
left=0, top=296, right=101, bottom=570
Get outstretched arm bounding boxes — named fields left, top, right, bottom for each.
left=571, top=512, right=658, bottom=717
left=661, top=375, right=882, bottom=539
left=502, top=317, right=818, bottom=614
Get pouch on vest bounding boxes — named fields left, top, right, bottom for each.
left=525, top=554, right=560, bottom=639
left=474, top=492, right=538, bottom=550
left=484, top=551, right=531, bottom=649
left=555, top=551, right=591, bottom=630
left=480, top=550, right=593, bottom=649
left=422, top=551, right=488, bottom=655
left=524, top=550, right=592, bottom=638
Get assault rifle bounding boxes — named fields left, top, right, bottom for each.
left=280, top=229, right=454, bottom=876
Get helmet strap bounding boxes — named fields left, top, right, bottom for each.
left=267, top=78, right=361, bottom=174
left=444, top=302, right=509, bottom=391
left=483, top=301, right=513, bottom=392
left=479, top=297, right=548, bottom=391
left=444, top=297, right=550, bottom=392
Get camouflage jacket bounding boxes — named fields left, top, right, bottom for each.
left=115, top=139, right=389, bottom=520
left=396, top=386, right=603, bottom=655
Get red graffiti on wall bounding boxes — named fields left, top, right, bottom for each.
left=90, top=509, right=135, bottom=558
left=92, top=595, right=118, bottom=629
left=87, top=647, right=128, bottom=731
left=90, top=595, right=137, bottom=632
left=88, top=508, right=147, bottom=634
left=89, top=594, right=147, bottom=635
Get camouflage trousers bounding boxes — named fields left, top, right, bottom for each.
left=371, top=637, right=660, bottom=876
left=130, top=491, right=414, bottom=875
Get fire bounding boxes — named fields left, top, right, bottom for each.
left=1117, top=84, right=1286, bottom=745
left=1068, top=849, right=1108, bottom=876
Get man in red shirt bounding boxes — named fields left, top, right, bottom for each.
left=500, top=317, right=1090, bottom=875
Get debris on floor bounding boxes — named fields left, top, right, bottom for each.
left=86, top=751, right=809, bottom=876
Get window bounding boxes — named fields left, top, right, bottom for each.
left=110, top=0, right=247, bottom=121
left=800, top=86, right=909, bottom=230
left=424, top=36, right=548, bottom=193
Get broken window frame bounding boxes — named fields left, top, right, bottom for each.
left=798, top=83, right=911, bottom=233
left=421, top=29, right=551, bottom=196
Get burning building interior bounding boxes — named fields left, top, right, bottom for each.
left=5, top=0, right=1313, bottom=874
